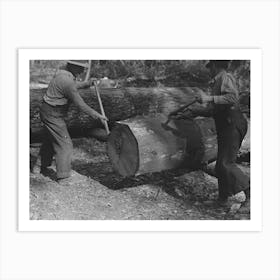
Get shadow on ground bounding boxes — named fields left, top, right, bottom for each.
left=72, top=158, right=193, bottom=198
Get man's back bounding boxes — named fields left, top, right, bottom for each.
left=44, top=70, right=75, bottom=106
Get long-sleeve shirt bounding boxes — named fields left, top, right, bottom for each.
left=210, top=70, right=245, bottom=129
left=211, top=70, right=239, bottom=105
left=181, top=70, right=239, bottom=119
left=43, top=70, right=95, bottom=118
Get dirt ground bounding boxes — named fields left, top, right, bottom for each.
left=30, top=138, right=250, bottom=221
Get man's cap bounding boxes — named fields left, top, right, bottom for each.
left=67, top=60, right=89, bottom=68
left=205, top=60, right=230, bottom=69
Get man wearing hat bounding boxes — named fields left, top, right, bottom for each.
left=176, top=60, right=250, bottom=211
left=39, top=60, right=108, bottom=183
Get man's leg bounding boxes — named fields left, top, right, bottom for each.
left=225, top=127, right=250, bottom=195
left=40, top=102, right=72, bottom=180
left=39, top=131, right=54, bottom=171
left=41, top=114, right=73, bottom=180
left=239, top=188, right=250, bottom=214
left=215, top=136, right=231, bottom=202
left=215, top=129, right=249, bottom=207
left=50, top=118, right=73, bottom=179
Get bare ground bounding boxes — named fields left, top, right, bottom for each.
left=30, top=138, right=250, bottom=220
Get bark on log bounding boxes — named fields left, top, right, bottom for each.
left=107, top=114, right=218, bottom=177
left=107, top=114, right=250, bottom=177
left=30, top=87, right=206, bottom=142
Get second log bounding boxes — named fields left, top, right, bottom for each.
left=107, top=114, right=218, bottom=177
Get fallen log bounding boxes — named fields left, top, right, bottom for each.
left=107, top=114, right=218, bottom=177
left=107, top=114, right=250, bottom=177
left=30, top=86, right=209, bottom=142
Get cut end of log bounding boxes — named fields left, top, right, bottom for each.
left=107, top=123, right=140, bottom=177
left=107, top=115, right=218, bottom=177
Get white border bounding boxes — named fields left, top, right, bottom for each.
left=19, top=49, right=262, bottom=232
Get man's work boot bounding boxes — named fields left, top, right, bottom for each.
left=203, top=197, right=231, bottom=208
left=56, top=176, right=71, bottom=185
left=31, top=157, right=41, bottom=174
left=40, top=166, right=55, bottom=177
left=217, top=196, right=232, bottom=208
left=40, top=167, right=56, bottom=179
left=56, top=171, right=76, bottom=185
left=32, top=164, right=41, bottom=174
left=238, top=188, right=250, bottom=214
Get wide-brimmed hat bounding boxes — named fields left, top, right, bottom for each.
left=67, top=60, right=89, bottom=68
left=205, top=60, right=230, bottom=69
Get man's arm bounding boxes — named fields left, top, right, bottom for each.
left=198, top=74, right=239, bottom=106
left=76, top=78, right=97, bottom=89
left=171, top=104, right=214, bottom=120
left=189, top=104, right=214, bottom=117
left=76, top=80, right=91, bottom=89
left=65, top=81, right=107, bottom=121
left=212, top=74, right=239, bottom=105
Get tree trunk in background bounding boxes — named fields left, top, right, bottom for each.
left=30, top=86, right=207, bottom=142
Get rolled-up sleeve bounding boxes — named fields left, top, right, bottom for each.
left=213, top=74, right=238, bottom=105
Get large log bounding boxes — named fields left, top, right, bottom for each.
left=30, top=87, right=206, bottom=142
left=107, top=114, right=218, bottom=177
left=107, top=114, right=250, bottom=177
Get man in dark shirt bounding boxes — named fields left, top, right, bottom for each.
left=40, top=60, right=108, bottom=183
left=176, top=60, right=250, bottom=211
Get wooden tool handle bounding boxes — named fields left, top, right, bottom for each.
left=94, top=83, right=110, bottom=135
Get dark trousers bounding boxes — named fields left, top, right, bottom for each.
left=215, top=115, right=249, bottom=199
left=39, top=102, right=73, bottom=179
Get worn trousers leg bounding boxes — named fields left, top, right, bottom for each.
left=40, top=104, right=73, bottom=179
left=40, top=131, right=54, bottom=168
left=215, top=125, right=249, bottom=199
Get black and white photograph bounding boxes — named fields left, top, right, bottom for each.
left=2, top=0, right=279, bottom=279
left=28, top=56, right=252, bottom=222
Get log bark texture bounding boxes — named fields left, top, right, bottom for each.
left=107, top=114, right=218, bottom=177
left=107, top=114, right=250, bottom=177
left=30, top=87, right=205, bottom=142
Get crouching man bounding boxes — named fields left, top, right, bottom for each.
left=39, top=60, right=108, bottom=184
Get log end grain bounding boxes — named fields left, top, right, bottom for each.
left=107, top=123, right=139, bottom=177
